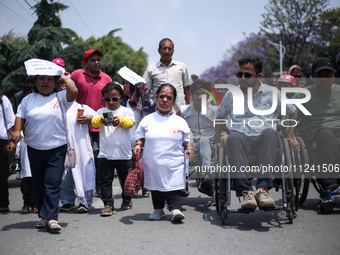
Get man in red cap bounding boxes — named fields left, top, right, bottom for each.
left=71, top=49, right=112, bottom=196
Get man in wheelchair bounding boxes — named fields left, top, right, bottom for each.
left=215, top=56, right=296, bottom=209
left=177, top=79, right=218, bottom=196
left=288, top=57, right=340, bottom=194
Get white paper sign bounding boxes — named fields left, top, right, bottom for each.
left=24, top=58, right=65, bottom=76
left=117, top=66, right=146, bottom=85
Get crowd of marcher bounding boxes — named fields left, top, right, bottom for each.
left=1, top=38, right=339, bottom=232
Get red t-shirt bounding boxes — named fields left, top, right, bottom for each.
left=71, top=68, right=112, bottom=132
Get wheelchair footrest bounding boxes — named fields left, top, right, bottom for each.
left=236, top=208, right=256, bottom=213
left=259, top=206, right=282, bottom=211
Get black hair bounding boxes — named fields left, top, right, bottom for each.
left=0, top=89, right=3, bottom=104
left=190, top=79, right=211, bottom=95
left=156, top=83, right=177, bottom=101
left=33, top=75, right=60, bottom=93
left=21, top=75, right=35, bottom=84
left=214, top=78, right=228, bottom=86
left=101, top=82, right=123, bottom=97
left=105, top=66, right=116, bottom=76
left=158, top=38, right=174, bottom=49
left=238, top=56, right=263, bottom=74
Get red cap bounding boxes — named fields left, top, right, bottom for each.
left=277, top=74, right=296, bottom=86
left=83, top=49, right=103, bottom=63
left=52, top=58, right=65, bottom=67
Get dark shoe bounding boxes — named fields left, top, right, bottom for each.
left=142, top=190, right=151, bottom=198
left=0, top=206, right=9, bottom=213
left=200, top=177, right=212, bottom=190
left=22, top=205, right=30, bottom=213
left=121, top=200, right=132, bottom=210
left=31, top=207, right=38, bottom=213
left=59, top=204, right=75, bottom=211
left=77, top=204, right=88, bottom=213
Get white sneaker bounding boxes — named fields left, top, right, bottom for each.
left=171, top=209, right=185, bottom=222
left=149, top=209, right=166, bottom=220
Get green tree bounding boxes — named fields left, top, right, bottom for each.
left=260, top=0, right=329, bottom=71
left=314, top=7, right=340, bottom=64
left=0, top=0, right=76, bottom=96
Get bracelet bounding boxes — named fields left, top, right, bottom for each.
left=136, top=141, right=143, bottom=146
left=187, top=147, right=195, bottom=150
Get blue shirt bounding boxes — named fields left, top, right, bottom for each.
left=216, top=82, right=295, bottom=137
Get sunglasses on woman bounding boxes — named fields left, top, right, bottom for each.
left=103, top=96, right=121, bottom=102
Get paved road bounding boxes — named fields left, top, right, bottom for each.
left=1, top=174, right=339, bottom=255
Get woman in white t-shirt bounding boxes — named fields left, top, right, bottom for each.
left=0, top=91, right=15, bottom=213
left=134, top=84, right=193, bottom=222
left=9, top=71, right=78, bottom=232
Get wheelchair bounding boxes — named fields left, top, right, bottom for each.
left=214, top=132, right=296, bottom=225
left=293, top=136, right=340, bottom=213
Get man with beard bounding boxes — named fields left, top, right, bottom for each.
left=215, top=56, right=296, bottom=209
left=71, top=49, right=112, bottom=196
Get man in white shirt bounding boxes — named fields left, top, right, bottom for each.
left=143, top=38, right=193, bottom=112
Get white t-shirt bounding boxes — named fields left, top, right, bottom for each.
left=17, top=90, right=73, bottom=150
left=97, top=105, right=134, bottom=160
left=0, top=95, right=15, bottom=140
left=135, top=111, right=190, bottom=191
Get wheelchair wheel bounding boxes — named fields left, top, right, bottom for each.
left=296, top=137, right=310, bottom=206
left=282, top=138, right=295, bottom=223
left=219, top=178, right=227, bottom=225
left=215, top=178, right=220, bottom=214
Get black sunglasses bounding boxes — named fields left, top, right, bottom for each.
left=292, top=75, right=302, bottom=78
left=236, top=71, right=256, bottom=79
left=103, top=96, right=121, bottom=102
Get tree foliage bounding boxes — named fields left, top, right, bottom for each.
left=202, top=0, right=339, bottom=80
left=0, top=0, right=76, bottom=96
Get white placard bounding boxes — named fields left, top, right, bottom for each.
left=24, top=58, right=65, bottom=76
left=117, top=66, right=146, bottom=85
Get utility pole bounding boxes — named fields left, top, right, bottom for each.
left=269, top=40, right=286, bottom=76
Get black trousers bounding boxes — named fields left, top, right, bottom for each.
left=20, top=177, right=37, bottom=207
left=0, top=139, right=9, bottom=207
left=151, top=190, right=182, bottom=211
left=99, top=158, right=132, bottom=208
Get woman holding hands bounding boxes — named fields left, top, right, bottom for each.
left=133, top=84, right=193, bottom=222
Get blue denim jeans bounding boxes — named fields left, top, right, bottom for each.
left=60, top=169, right=93, bottom=207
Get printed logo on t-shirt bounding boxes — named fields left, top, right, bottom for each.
left=50, top=101, right=60, bottom=113
left=170, top=127, right=181, bottom=138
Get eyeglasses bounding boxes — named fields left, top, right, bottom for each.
left=292, top=75, right=302, bottom=78
left=103, top=96, right=121, bottom=102
left=236, top=71, right=255, bottom=79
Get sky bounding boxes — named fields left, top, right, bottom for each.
left=0, top=0, right=339, bottom=77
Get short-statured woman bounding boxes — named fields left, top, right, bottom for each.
left=9, top=69, right=78, bottom=232
left=134, top=84, right=193, bottom=222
